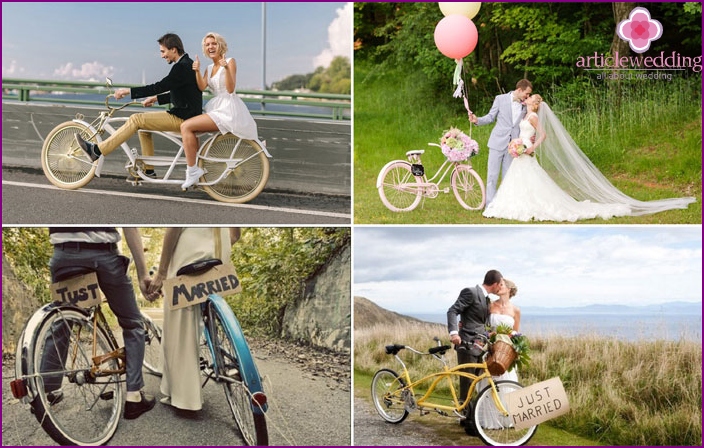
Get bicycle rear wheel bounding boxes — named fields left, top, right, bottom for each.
left=473, top=380, right=537, bottom=446
left=451, top=164, right=486, bottom=210
left=377, top=161, right=423, bottom=212
left=204, top=298, right=268, bottom=445
left=198, top=134, right=270, bottom=203
left=29, top=308, right=123, bottom=446
left=41, top=121, right=97, bottom=189
left=371, top=368, right=409, bottom=423
left=142, top=312, right=163, bottom=377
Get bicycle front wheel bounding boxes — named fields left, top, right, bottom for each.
left=451, top=164, right=486, bottom=210
left=142, top=312, right=163, bottom=377
left=377, top=161, right=423, bottom=212
left=29, top=308, right=123, bottom=446
left=198, top=134, right=270, bottom=203
left=41, top=121, right=97, bottom=189
left=473, top=380, right=537, bottom=446
left=205, top=299, right=268, bottom=445
left=371, top=368, right=409, bottom=423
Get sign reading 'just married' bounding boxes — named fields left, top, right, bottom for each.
left=50, top=272, right=102, bottom=309
left=164, top=264, right=241, bottom=310
left=505, top=376, right=570, bottom=429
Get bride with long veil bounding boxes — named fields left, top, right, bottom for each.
left=483, top=95, right=696, bottom=222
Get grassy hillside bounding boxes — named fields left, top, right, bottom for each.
left=354, top=61, right=702, bottom=224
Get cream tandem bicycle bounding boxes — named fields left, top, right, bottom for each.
left=40, top=79, right=271, bottom=204
left=371, top=336, right=537, bottom=446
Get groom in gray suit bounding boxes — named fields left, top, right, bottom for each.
left=447, top=268, right=503, bottom=426
left=470, top=79, right=533, bottom=206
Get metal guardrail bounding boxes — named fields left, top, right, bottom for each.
left=2, top=78, right=351, bottom=121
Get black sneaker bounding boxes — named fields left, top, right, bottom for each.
left=123, top=391, right=156, bottom=420
left=144, top=169, right=157, bottom=179
left=75, top=134, right=101, bottom=162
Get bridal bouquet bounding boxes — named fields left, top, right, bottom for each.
left=508, top=138, right=526, bottom=158
left=486, top=323, right=531, bottom=373
left=440, top=127, right=479, bottom=162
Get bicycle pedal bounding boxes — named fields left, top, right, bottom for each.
left=100, top=391, right=114, bottom=401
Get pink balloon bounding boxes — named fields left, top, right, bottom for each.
left=434, top=15, right=478, bottom=59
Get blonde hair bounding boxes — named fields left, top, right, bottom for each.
left=202, top=32, right=228, bottom=57
left=504, top=278, right=518, bottom=298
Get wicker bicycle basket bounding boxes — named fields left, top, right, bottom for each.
left=486, top=340, right=517, bottom=376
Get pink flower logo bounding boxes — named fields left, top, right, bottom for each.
left=617, top=7, right=663, bottom=54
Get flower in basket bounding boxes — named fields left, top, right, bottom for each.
left=487, top=323, right=531, bottom=372
left=440, top=127, right=479, bottom=162
left=508, top=138, right=526, bottom=158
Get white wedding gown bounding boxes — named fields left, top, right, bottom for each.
left=483, top=112, right=631, bottom=222
left=476, top=313, right=519, bottom=429
left=204, top=59, right=259, bottom=140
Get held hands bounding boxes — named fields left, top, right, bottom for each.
left=147, top=271, right=166, bottom=299
left=192, top=55, right=200, bottom=72
left=138, top=277, right=160, bottom=302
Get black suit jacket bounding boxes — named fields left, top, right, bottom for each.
left=130, top=53, right=202, bottom=120
left=447, top=285, right=490, bottom=342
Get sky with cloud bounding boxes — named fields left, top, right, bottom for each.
left=1, top=2, right=351, bottom=89
left=354, top=226, right=702, bottom=314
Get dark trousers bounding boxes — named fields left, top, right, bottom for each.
left=456, top=345, right=482, bottom=403
left=41, top=245, right=145, bottom=392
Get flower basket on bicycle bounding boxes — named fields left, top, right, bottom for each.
left=486, top=338, right=517, bottom=376
left=440, top=127, right=479, bottom=162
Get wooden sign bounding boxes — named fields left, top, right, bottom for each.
left=164, top=264, right=241, bottom=311
left=50, top=272, right=102, bottom=309
left=505, top=376, right=570, bottom=429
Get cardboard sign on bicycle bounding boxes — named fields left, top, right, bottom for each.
left=164, top=264, right=241, bottom=311
left=505, top=376, right=570, bottom=429
left=50, top=272, right=102, bottom=309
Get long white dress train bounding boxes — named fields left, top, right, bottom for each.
left=483, top=112, right=631, bottom=222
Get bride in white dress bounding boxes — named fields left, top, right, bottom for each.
left=179, top=32, right=260, bottom=189
left=477, top=279, right=521, bottom=429
left=483, top=94, right=695, bottom=221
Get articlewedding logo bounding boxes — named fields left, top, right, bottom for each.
left=617, top=7, right=663, bottom=54
left=576, top=5, right=702, bottom=78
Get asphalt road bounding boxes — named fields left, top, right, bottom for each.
left=2, top=340, right=351, bottom=446
left=2, top=167, right=351, bottom=225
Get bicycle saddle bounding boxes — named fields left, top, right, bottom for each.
left=176, top=258, right=223, bottom=276
left=53, top=266, right=96, bottom=282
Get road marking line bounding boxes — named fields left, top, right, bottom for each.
left=2, top=180, right=351, bottom=220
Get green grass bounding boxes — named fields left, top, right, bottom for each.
left=354, top=61, right=702, bottom=224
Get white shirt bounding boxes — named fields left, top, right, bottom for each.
left=511, top=90, right=523, bottom=125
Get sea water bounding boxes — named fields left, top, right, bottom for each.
left=408, top=312, right=702, bottom=343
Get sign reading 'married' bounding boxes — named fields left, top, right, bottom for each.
left=505, top=376, right=570, bottom=429
left=50, top=272, right=102, bottom=308
left=164, top=264, right=241, bottom=310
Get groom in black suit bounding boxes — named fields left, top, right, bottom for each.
left=447, top=269, right=503, bottom=425
left=76, top=33, right=202, bottom=175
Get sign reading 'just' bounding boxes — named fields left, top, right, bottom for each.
left=50, top=272, right=102, bottom=308
left=164, top=264, right=241, bottom=310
